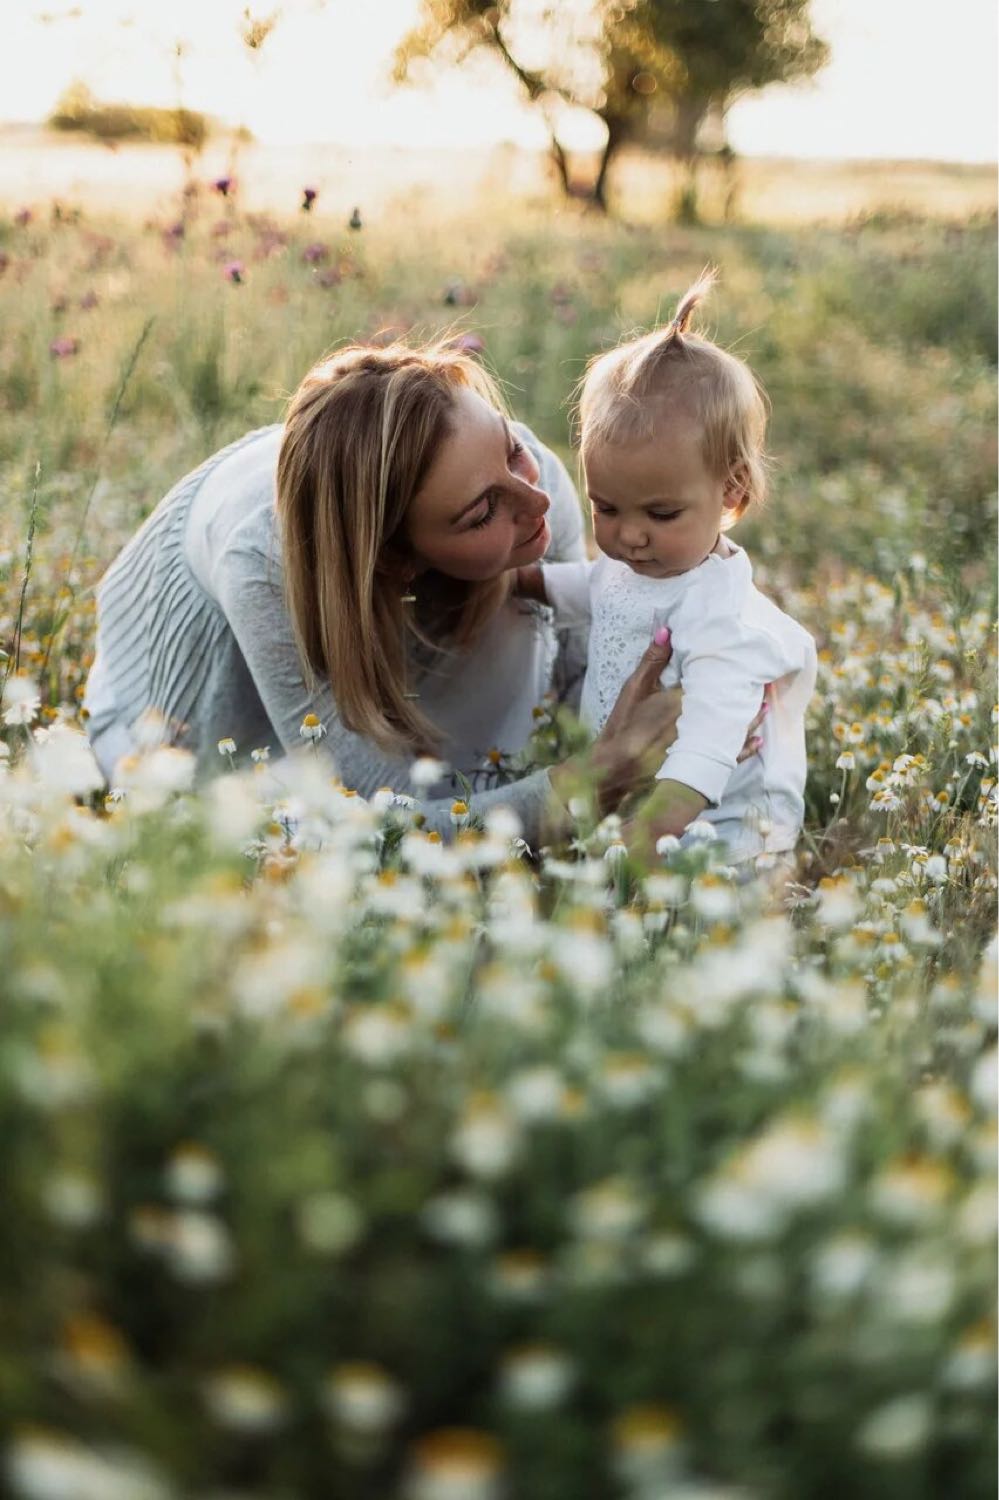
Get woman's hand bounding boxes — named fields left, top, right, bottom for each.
left=546, top=634, right=769, bottom=830
left=547, top=633, right=679, bottom=825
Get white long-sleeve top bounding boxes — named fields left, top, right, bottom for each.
left=83, top=422, right=589, bottom=843
left=541, top=543, right=817, bottom=859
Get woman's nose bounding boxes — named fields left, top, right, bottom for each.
left=512, top=479, right=550, bottom=520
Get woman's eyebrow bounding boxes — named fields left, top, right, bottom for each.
left=449, top=416, right=513, bottom=525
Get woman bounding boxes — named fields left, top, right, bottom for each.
left=84, top=340, right=750, bottom=844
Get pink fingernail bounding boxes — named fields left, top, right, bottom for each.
left=653, top=626, right=671, bottom=647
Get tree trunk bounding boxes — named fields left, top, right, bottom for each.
left=672, top=91, right=709, bottom=223
left=592, top=117, right=625, bottom=214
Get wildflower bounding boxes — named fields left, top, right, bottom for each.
left=855, top=1395, right=931, bottom=1460
left=450, top=799, right=469, bottom=827
left=487, top=1249, right=551, bottom=1303
left=451, top=1092, right=520, bottom=1179
left=570, top=1176, right=646, bottom=1241
left=300, top=712, right=326, bottom=741
left=250, top=745, right=270, bottom=762
left=810, top=1232, right=876, bottom=1300
left=14, top=207, right=32, bottom=225
left=79, top=289, right=99, bottom=310
left=410, top=755, right=449, bottom=789
left=163, top=1209, right=235, bottom=1284
left=610, top=1405, right=685, bottom=1492
left=349, top=206, right=363, bottom=230
left=322, top=1362, right=406, bottom=1433
left=217, top=736, right=236, bottom=764
left=296, top=1191, right=365, bottom=1255
left=43, top=1169, right=104, bottom=1229
left=869, top=1156, right=954, bottom=1225
left=498, top=1345, right=575, bottom=1411
left=223, top=260, right=245, bottom=284
left=31, top=722, right=103, bottom=795
left=164, top=1142, right=224, bottom=1204
left=941, top=1324, right=996, bottom=1391
left=212, top=175, right=233, bottom=196
left=203, top=1365, right=288, bottom=1434
left=835, top=749, right=856, bottom=770
left=49, top=335, right=80, bottom=358
left=302, top=241, right=328, bottom=264
left=302, top=185, right=318, bottom=210
left=404, top=1428, right=504, bottom=1500
left=6, top=1429, right=170, bottom=1500
left=421, top=1190, right=499, bottom=1248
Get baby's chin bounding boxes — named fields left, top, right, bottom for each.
left=622, top=558, right=680, bottom=579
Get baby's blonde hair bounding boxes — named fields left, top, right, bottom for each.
left=578, top=269, right=768, bottom=519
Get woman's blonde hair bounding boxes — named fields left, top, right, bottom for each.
left=277, top=340, right=512, bottom=758
left=578, top=268, right=769, bottom=520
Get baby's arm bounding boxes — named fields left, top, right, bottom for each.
left=536, top=558, right=595, bottom=628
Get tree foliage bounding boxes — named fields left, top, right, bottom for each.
left=393, top=0, right=829, bottom=213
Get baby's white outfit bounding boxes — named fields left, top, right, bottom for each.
left=541, top=543, right=817, bottom=861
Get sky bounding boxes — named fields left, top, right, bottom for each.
left=2, top=0, right=996, bottom=162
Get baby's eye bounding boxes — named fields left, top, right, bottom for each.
left=650, top=511, right=681, bottom=523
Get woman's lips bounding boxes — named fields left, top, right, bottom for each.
left=518, top=516, right=549, bottom=548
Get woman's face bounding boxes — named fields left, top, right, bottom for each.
left=402, top=387, right=552, bottom=581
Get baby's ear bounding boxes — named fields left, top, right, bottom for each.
left=722, top=462, right=751, bottom=514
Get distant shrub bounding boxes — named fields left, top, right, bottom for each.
left=48, top=81, right=211, bottom=149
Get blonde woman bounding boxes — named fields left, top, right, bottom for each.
left=84, top=340, right=760, bottom=844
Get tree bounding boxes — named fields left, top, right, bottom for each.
left=636, top=0, right=830, bottom=218
left=393, top=0, right=828, bottom=215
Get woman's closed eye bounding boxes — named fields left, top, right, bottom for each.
left=467, top=492, right=499, bottom=530
left=465, top=440, right=529, bottom=530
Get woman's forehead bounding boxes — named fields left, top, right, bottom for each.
left=414, top=388, right=506, bottom=521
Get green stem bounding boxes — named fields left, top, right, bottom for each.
left=39, top=317, right=155, bottom=679
left=3, top=461, right=40, bottom=693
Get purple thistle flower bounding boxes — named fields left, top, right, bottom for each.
left=302, top=242, right=328, bottom=264
left=223, top=260, right=245, bottom=285
left=212, top=176, right=233, bottom=197
left=79, top=290, right=99, bottom=310
left=50, top=335, right=80, bottom=358
left=14, top=208, right=32, bottom=227
left=302, top=186, right=318, bottom=211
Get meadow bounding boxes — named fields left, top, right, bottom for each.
left=0, top=152, right=996, bottom=1497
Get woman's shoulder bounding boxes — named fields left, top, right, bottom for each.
left=182, top=424, right=286, bottom=598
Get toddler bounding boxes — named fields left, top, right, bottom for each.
left=517, top=270, right=816, bottom=863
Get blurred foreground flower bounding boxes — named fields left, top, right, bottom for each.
left=48, top=335, right=79, bottom=359
left=404, top=1428, right=503, bottom=1500
left=2, top=673, right=41, bottom=727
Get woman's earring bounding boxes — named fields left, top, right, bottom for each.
left=400, top=579, right=419, bottom=698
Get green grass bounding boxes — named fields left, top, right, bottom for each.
left=0, top=177, right=995, bottom=1498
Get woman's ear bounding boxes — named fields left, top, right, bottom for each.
left=377, top=538, right=417, bottom=586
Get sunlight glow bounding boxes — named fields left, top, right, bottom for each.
left=2, top=0, right=995, bottom=161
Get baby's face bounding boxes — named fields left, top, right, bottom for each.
left=583, top=419, right=742, bottom=580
